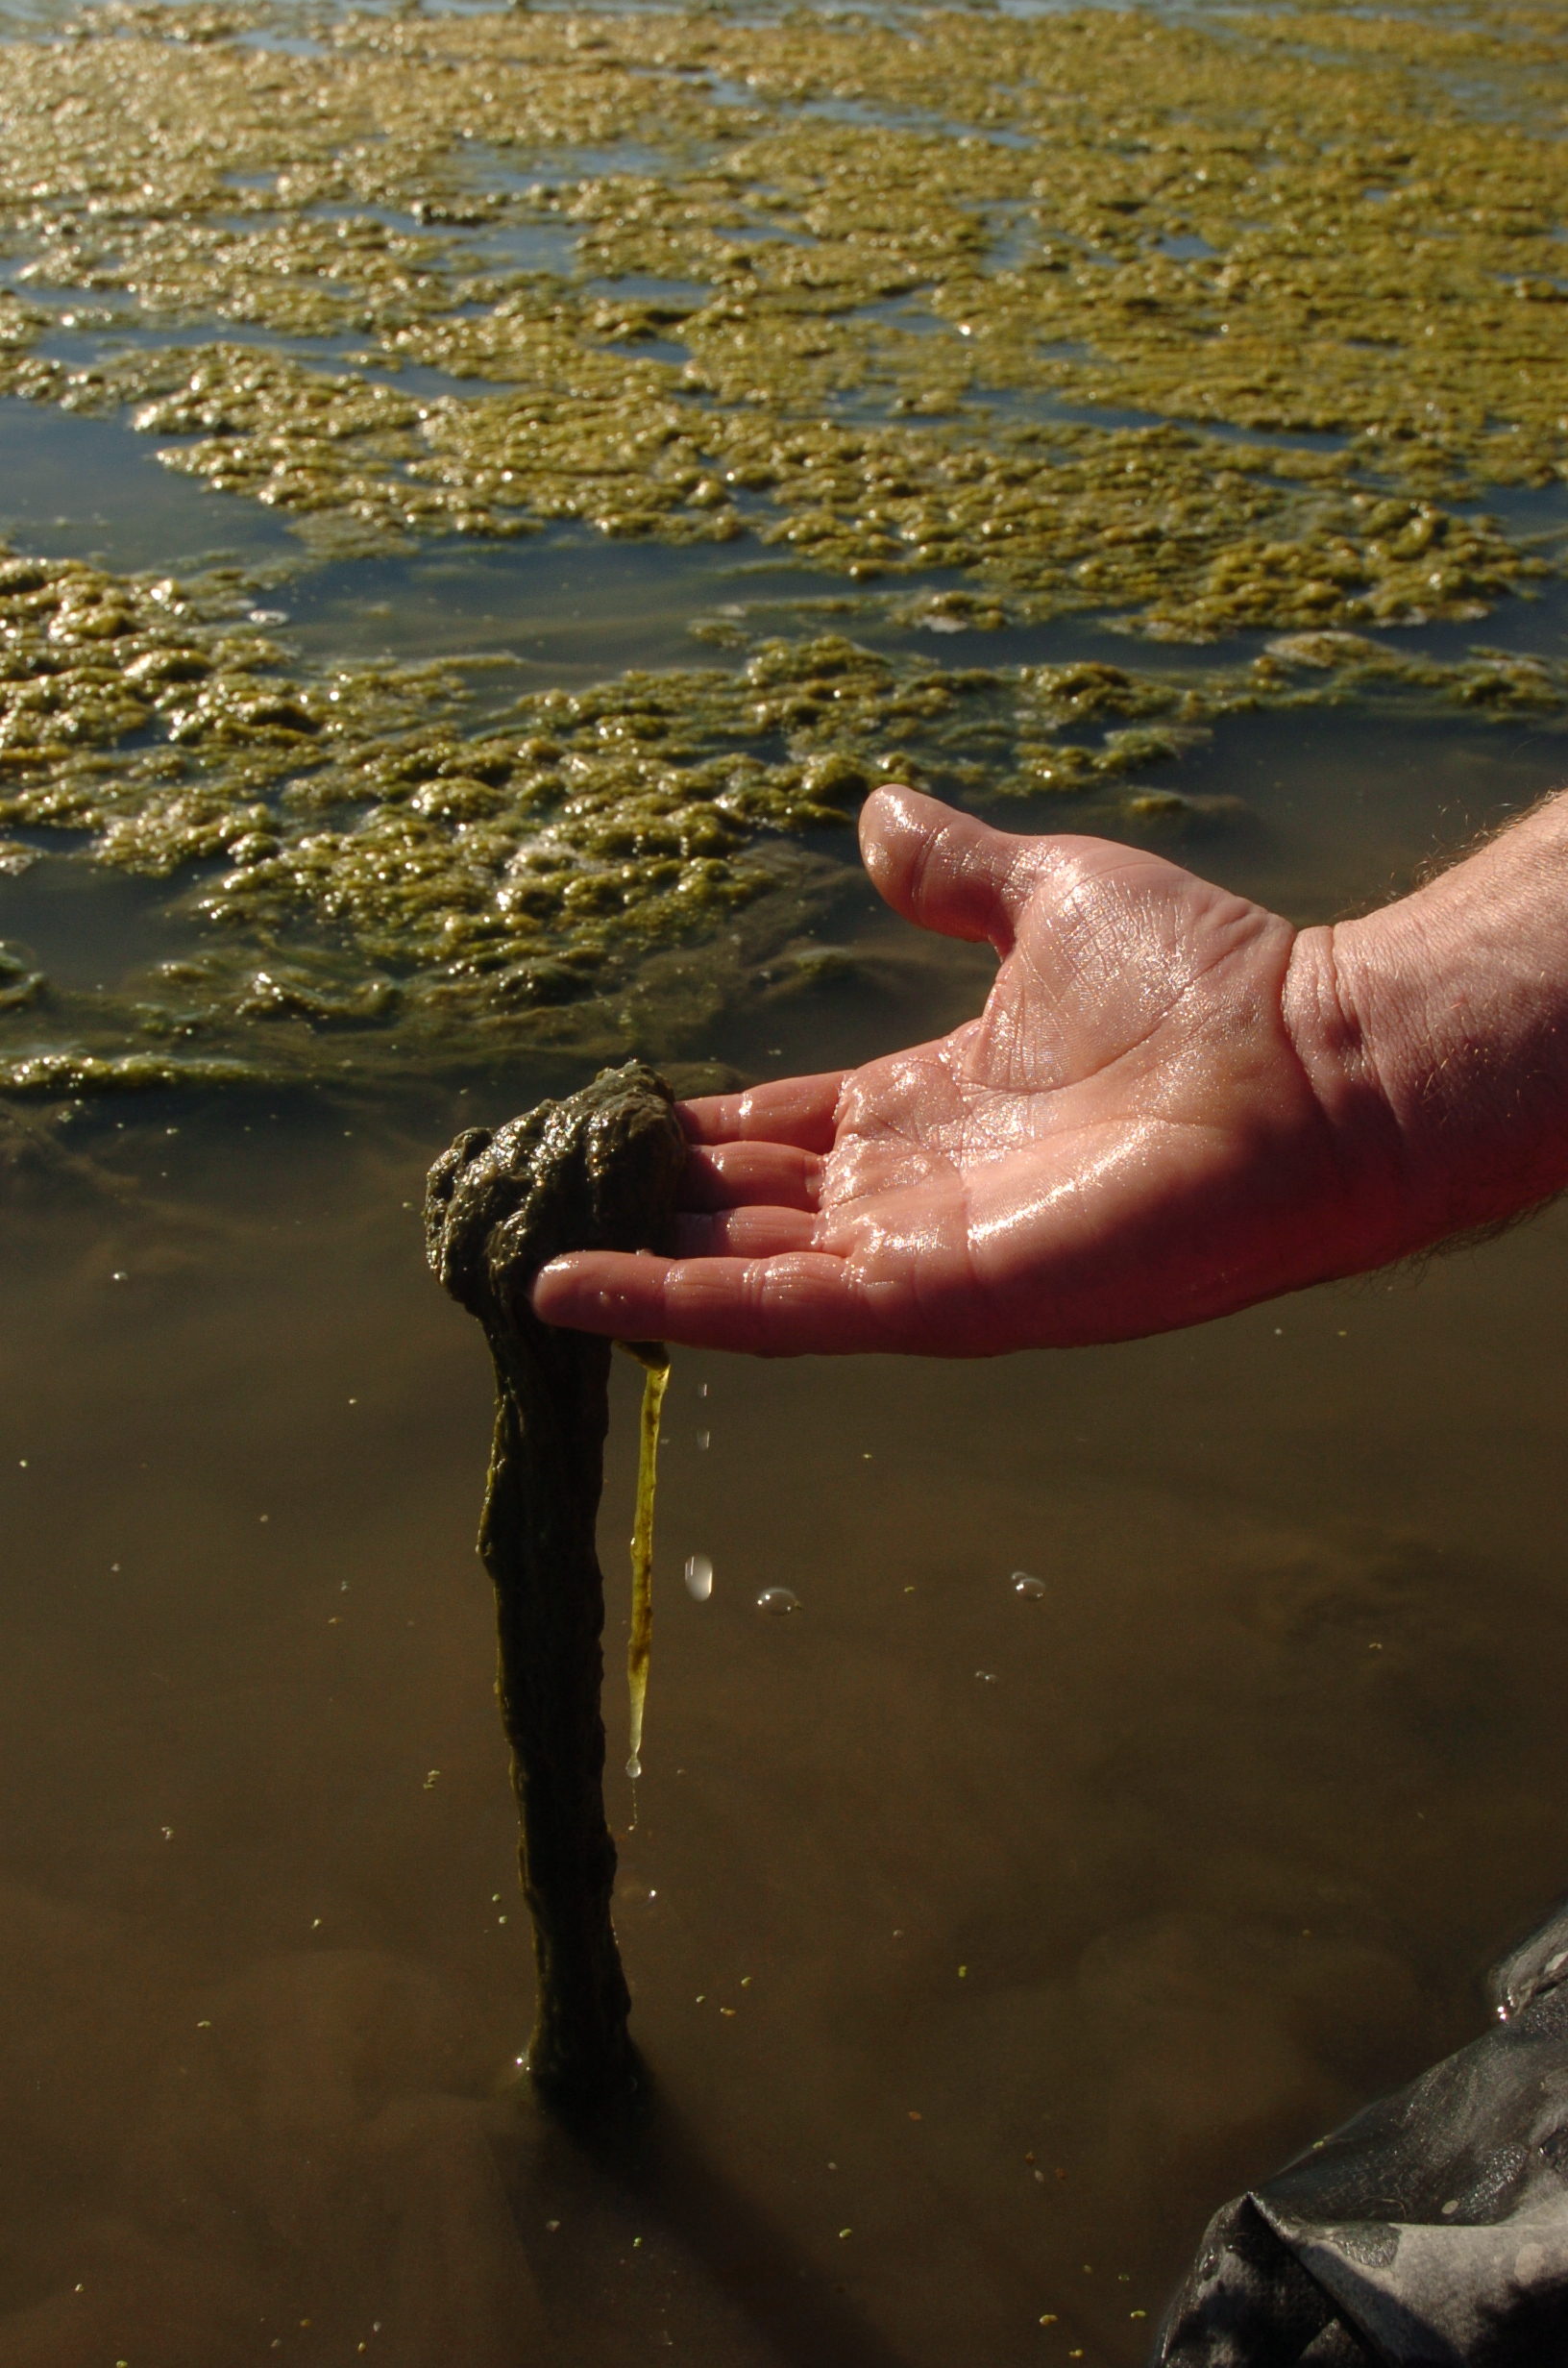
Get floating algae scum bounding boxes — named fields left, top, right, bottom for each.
left=0, top=0, right=1564, bottom=2358
left=425, top=1058, right=683, bottom=2103
left=0, top=0, right=1566, bottom=1089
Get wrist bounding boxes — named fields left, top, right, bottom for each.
left=1287, top=793, right=1568, bottom=1265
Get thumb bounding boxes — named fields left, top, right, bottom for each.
left=858, top=786, right=1040, bottom=954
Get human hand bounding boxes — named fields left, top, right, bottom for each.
left=530, top=784, right=1568, bottom=1355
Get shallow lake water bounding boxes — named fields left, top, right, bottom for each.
left=1, top=0, right=1567, bottom=2360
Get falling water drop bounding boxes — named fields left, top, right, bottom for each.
left=626, top=1752, right=642, bottom=1780
left=757, top=1587, right=801, bottom=1616
left=684, top=1553, right=714, bottom=1601
left=1012, top=1571, right=1048, bottom=1600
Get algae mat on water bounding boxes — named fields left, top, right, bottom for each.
left=0, top=0, right=1564, bottom=1091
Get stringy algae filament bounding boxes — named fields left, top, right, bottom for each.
left=424, top=1059, right=685, bottom=2107
left=619, top=1340, right=671, bottom=1783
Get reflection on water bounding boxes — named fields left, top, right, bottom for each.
left=0, top=855, right=211, bottom=993
left=0, top=396, right=297, bottom=571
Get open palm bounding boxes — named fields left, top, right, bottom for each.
left=532, top=787, right=1384, bottom=1355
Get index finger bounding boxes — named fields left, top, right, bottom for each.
left=678, top=1069, right=848, bottom=1152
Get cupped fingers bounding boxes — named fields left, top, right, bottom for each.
left=683, top=1141, right=822, bottom=1212
left=529, top=1247, right=893, bottom=1355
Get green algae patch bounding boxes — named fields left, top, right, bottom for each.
left=2, top=536, right=1566, bottom=1094
left=1, top=0, right=1567, bottom=1089
left=0, top=2, right=1563, bottom=635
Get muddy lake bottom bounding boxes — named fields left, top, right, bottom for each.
left=3, top=305, right=1568, bottom=2368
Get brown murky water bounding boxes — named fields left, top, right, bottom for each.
left=4, top=686, right=1568, bottom=2368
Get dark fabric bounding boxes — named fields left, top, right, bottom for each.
left=1157, top=2195, right=1376, bottom=2366
left=1154, top=1905, right=1568, bottom=2366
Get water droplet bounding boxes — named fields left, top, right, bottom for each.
left=626, top=1752, right=642, bottom=1780
left=756, top=1587, right=801, bottom=1616
left=695, top=1429, right=711, bottom=1451
left=684, top=1552, right=714, bottom=1601
left=975, top=1669, right=998, bottom=1683
left=1012, top=1570, right=1048, bottom=1599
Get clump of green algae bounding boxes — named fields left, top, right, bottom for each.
left=425, top=1057, right=685, bottom=2104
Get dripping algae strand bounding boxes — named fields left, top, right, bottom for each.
left=620, top=1342, right=670, bottom=1780
left=423, top=1060, right=686, bottom=2108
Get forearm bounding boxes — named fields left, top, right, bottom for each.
left=1286, top=789, right=1568, bottom=1263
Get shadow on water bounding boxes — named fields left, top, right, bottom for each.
left=518, top=2067, right=918, bottom=2368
